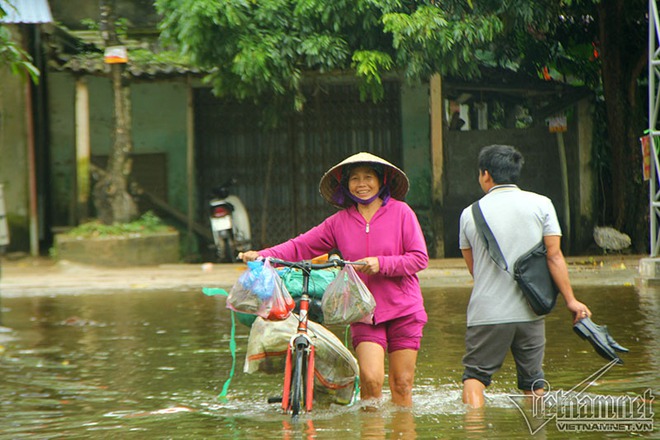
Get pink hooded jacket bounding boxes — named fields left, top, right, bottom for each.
left=258, top=199, right=428, bottom=324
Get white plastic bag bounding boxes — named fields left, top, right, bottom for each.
left=321, top=264, right=376, bottom=325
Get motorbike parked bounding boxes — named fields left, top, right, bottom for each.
left=208, top=178, right=252, bottom=262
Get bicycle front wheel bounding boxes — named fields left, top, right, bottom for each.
left=290, top=346, right=305, bottom=417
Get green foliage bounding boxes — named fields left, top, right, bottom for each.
left=155, top=0, right=580, bottom=114
left=157, top=0, right=380, bottom=110
left=153, top=0, right=640, bottom=125
left=382, top=5, right=504, bottom=80
left=129, top=48, right=192, bottom=67
left=81, top=17, right=131, bottom=40
left=152, top=0, right=394, bottom=109
left=0, top=3, right=40, bottom=84
left=352, top=50, right=393, bottom=101
left=63, top=211, right=172, bottom=238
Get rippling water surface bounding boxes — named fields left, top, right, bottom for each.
left=0, top=284, right=657, bottom=439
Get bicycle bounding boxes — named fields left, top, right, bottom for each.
left=265, top=256, right=363, bottom=419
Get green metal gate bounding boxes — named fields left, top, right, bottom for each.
left=194, top=81, right=402, bottom=250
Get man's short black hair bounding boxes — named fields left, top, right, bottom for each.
left=478, top=144, right=525, bottom=184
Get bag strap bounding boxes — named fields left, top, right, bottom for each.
left=471, top=202, right=508, bottom=271
left=202, top=287, right=236, bottom=401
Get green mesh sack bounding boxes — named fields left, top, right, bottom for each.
left=276, top=267, right=339, bottom=299
left=236, top=312, right=258, bottom=327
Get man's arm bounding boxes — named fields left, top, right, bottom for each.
left=461, top=248, right=474, bottom=277
left=544, top=235, right=591, bottom=323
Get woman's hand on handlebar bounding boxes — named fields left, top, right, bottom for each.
left=238, top=251, right=261, bottom=262
left=355, top=257, right=380, bottom=275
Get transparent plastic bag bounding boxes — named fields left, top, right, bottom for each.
left=321, top=264, right=376, bottom=325
left=227, top=259, right=295, bottom=320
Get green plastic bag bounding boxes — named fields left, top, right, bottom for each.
left=236, top=312, right=257, bottom=327
left=276, top=267, right=339, bottom=299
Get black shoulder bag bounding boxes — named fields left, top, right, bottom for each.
left=470, top=202, right=559, bottom=315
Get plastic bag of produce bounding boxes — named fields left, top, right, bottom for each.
left=321, top=264, right=376, bottom=325
left=227, top=259, right=295, bottom=320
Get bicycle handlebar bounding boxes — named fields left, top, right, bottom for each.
left=267, top=257, right=365, bottom=270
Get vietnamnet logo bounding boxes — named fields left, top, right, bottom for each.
left=508, top=359, right=655, bottom=435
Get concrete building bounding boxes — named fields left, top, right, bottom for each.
left=0, top=0, right=595, bottom=259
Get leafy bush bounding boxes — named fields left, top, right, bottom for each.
left=63, top=211, right=173, bottom=238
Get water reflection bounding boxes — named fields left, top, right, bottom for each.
left=357, top=407, right=416, bottom=439
left=463, top=406, right=488, bottom=436
left=0, top=285, right=657, bottom=439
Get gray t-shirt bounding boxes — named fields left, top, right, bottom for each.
left=459, top=185, right=561, bottom=326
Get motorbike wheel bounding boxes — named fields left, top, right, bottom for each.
left=216, top=237, right=236, bottom=263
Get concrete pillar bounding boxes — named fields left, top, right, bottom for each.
left=637, top=257, right=660, bottom=287
left=576, top=98, right=595, bottom=251
left=75, top=77, right=91, bottom=222
left=429, top=74, right=445, bottom=257
left=0, top=184, right=9, bottom=250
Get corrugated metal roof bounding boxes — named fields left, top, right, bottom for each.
left=43, top=26, right=203, bottom=78
left=55, top=56, right=202, bottom=78
left=0, top=0, right=53, bottom=24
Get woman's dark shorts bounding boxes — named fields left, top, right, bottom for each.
left=351, top=309, right=427, bottom=353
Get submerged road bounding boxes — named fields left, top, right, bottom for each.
left=0, top=254, right=643, bottom=297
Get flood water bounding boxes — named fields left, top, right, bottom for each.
left=0, top=283, right=657, bottom=439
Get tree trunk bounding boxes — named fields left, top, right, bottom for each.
left=93, top=0, right=137, bottom=224
left=598, top=0, right=648, bottom=251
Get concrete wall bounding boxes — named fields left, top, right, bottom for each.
left=48, top=72, right=190, bottom=228
left=442, top=104, right=593, bottom=257
left=401, top=83, right=431, bottom=208
left=400, top=83, right=433, bottom=247
left=0, top=39, right=30, bottom=251
left=132, top=81, right=190, bottom=214
left=49, top=72, right=76, bottom=226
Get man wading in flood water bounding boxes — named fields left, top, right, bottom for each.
left=458, top=144, right=592, bottom=407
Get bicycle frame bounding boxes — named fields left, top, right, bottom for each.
left=267, top=257, right=353, bottom=418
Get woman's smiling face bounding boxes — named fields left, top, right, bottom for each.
left=348, top=165, right=381, bottom=200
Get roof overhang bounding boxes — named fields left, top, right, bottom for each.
left=0, top=0, right=53, bottom=24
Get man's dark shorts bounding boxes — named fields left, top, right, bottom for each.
left=462, top=320, right=545, bottom=391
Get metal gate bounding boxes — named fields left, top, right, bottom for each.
left=194, top=81, right=402, bottom=250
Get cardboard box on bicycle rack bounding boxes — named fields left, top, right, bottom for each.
left=244, top=314, right=359, bottom=405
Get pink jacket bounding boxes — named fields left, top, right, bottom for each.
left=259, top=199, right=428, bottom=323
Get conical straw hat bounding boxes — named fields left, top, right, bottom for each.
left=319, top=152, right=409, bottom=209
